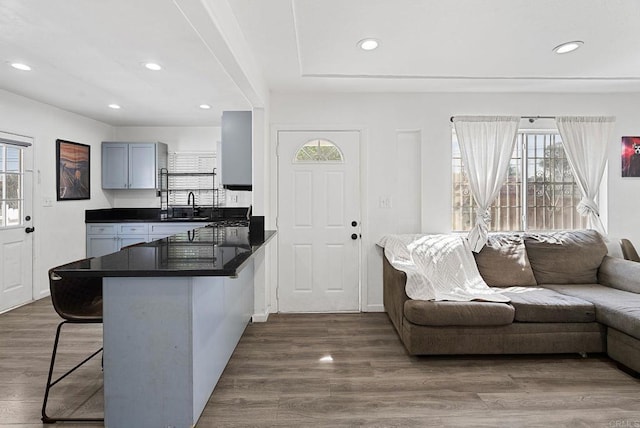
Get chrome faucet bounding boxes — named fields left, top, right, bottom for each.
left=187, top=191, right=196, bottom=215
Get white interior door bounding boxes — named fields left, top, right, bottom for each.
left=278, top=130, right=361, bottom=312
left=0, top=132, right=34, bottom=313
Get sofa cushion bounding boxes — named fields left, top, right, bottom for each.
left=499, top=286, right=595, bottom=323
left=543, top=283, right=640, bottom=340
left=524, top=230, right=607, bottom=284
left=404, top=300, right=514, bottom=327
left=474, top=234, right=537, bottom=287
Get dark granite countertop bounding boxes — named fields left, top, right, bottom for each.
left=55, top=227, right=276, bottom=278
left=85, top=207, right=251, bottom=223
left=88, top=218, right=214, bottom=223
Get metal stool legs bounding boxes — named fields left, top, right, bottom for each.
left=41, top=320, right=104, bottom=424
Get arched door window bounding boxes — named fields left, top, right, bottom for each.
left=293, top=139, right=344, bottom=163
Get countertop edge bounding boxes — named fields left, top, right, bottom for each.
left=86, top=219, right=214, bottom=223
left=55, top=229, right=277, bottom=278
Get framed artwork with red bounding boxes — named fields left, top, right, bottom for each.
left=622, top=136, right=640, bottom=178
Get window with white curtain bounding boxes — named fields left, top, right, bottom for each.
left=168, top=152, right=225, bottom=207
left=452, top=129, right=587, bottom=232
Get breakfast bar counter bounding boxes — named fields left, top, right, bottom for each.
left=53, top=226, right=276, bottom=428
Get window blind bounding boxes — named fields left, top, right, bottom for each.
left=167, top=152, right=224, bottom=207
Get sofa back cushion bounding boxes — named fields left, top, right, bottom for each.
left=524, top=230, right=607, bottom=284
left=473, top=234, right=537, bottom=287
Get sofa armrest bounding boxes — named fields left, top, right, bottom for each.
left=621, top=238, right=640, bottom=262
left=598, top=255, right=640, bottom=293
left=383, top=255, right=410, bottom=333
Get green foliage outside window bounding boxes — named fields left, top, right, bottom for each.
left=294, top=140, right=343, bottom=162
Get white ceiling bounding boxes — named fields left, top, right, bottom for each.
left=2, top=1, right=640, bottom=127
left=0, top=0, right=250, bottom=126
left=231, top=0, right=640, bottom=93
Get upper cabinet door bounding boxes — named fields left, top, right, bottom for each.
left=128, top=143, right=157, bottom=189
left=221, top=111, right=252, bottom=189
left=102, top=143, right=128, bottom=189
left=102, top=142, right=166, bottom=190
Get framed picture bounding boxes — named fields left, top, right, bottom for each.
left=622, top=136, right=640, bottom=178
left=56, top=139, right=90, bottom=200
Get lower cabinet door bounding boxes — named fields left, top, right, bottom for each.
left=118, top=235, right=148, bottom=250
left=87, top=235, right=119, bottom=258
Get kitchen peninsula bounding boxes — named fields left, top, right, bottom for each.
left=53, top=225, right=276, bottom=428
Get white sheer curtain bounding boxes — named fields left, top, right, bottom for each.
left=453, top=116, right=520, bottom=252
left=555, top=116, right=615, bottom=235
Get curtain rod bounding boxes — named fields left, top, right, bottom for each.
left=449, top=115, right=556, bottom=123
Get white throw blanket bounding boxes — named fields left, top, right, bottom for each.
left=379, top=234, right=510, bottom=302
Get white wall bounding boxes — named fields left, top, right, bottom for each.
left=0, top=89, right=114, bottom=299
left=270, top=91, right=640, bottom=311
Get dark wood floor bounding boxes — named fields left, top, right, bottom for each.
left=1, top=299, right=640, bottom=427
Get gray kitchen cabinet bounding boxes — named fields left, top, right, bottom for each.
left=87, top=235, right=120, bottom=258
left=220, top=111, right=252, bottom=190
left=117, top=223, right=149, bottom=249
left=102, top=142, right=168, bottom=189
left=87, top=221, right=209, bottom=257
left=86, top=223, right=120, bottom=257
left=86, top=223, right=149, bottom=257
left=102, top=143, right=128, bottom=189
left=148, top=222, right=204, bottom=241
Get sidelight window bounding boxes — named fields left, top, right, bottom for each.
left=452, top=130, right=586, bottom=232
left=0, top=143, right=24, bottom=228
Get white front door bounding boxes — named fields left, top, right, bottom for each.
left=277, top=130, right=361, bottom=312
left=0, top=132, right=34, bottom=313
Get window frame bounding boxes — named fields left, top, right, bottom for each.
left=452, top=128, right=589, bottom=233
left=293, top=139, right=344, bottom=163
left=0, top=142, right=25, bottom=229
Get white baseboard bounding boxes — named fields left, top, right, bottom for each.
left=251, top=311, right=270, bottom=323
left=363, top=304, right=385, bottom=313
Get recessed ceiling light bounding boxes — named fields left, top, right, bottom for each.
left=108, top=104, right=121, bottom=110
left=11, top=62, right=31, bottom=71
left=144, top=62, right=162, bottom=71
left=553, top=41, right=583, bottom=54
left=357, top=38, right=379, bottom=51
left=199, top=104, right=211, bottom=110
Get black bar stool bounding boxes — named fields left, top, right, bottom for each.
left=41, top=266, right=104, bottom=424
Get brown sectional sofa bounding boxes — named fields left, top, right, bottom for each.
left=383, top=230, right=640, bottom=373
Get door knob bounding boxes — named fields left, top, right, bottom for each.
left=25, top=227, right=35, bottom=234
left=351, top=233, right=358, bottom=240
left=351, top=221, right=358, bottom=227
